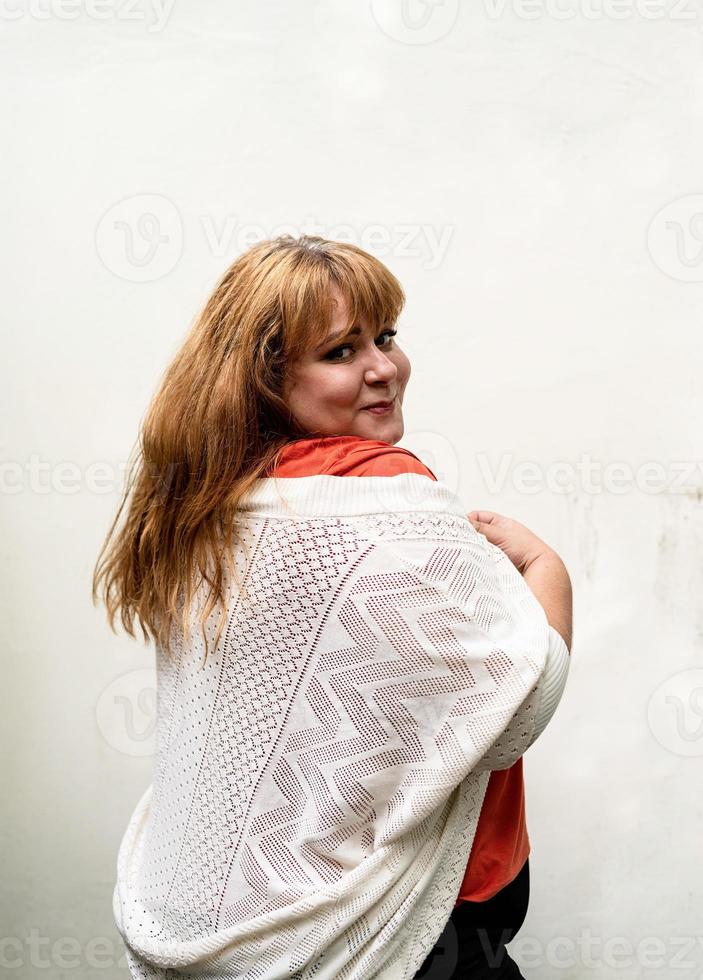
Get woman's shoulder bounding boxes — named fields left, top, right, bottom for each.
left=267, top=435, right=438, bottom=480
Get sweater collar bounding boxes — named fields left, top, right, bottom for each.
left=238, top=473, right=467, bottom=520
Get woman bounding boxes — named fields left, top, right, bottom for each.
left=93, top=234, right=572, bottom=979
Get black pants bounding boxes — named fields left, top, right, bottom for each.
left=414, top=859, right=530, bottom=979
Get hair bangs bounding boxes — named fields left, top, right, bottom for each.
left=277, top=238, right=406, bottom=359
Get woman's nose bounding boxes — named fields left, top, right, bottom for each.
left=364, top=347, right=398, bottom=383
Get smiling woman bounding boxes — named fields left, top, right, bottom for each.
left=92, top=234, right=408, bottom=660
left=92, top=234, right=571, bottom=980
left=282, top=284, right=410, bottom=443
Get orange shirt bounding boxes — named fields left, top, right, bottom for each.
left=266, top=435, right=530, bottom=904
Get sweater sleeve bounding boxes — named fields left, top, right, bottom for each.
left=360, top=501, right=571, bottom=779
left=475, top=620, right=570, bottom=770
left=529, top=625, right=571, bottom=746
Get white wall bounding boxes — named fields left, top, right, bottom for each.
left=3, top=2, right=701, bottom=977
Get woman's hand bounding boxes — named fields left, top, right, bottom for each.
left=468, top=509, right=554, bottom=575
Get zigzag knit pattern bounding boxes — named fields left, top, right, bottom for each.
left=113, top=473, right=570, bottom=979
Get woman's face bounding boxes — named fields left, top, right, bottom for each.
left=282, top=288, right=411, bottom=445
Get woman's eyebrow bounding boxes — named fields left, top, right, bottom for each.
left=315, top=324, right=362, bottom=351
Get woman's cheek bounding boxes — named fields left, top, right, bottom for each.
left=395, top=348, right=411, bottom=387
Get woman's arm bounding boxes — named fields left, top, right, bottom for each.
left=522, top=549, right=573, bottom=653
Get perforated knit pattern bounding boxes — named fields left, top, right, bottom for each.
left=113, top=475, right=570, bottom=979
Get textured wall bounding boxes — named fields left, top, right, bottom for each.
left=2, top=2, right=701, bottom=977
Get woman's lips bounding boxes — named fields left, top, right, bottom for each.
left=362, top=399, right=395, bottom=415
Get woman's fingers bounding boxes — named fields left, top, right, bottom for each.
left=468, top=514, right=498, bottom=538
left=468, top=510, right=504, bottom=525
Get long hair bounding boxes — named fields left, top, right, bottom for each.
left=92, top=235, right=406, bottom=664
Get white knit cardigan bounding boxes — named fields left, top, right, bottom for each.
left=113, top=472, right=570, bottom=980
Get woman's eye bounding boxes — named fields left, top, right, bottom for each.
left=325, top=344, right=354, bottom=361
left=325, top=329, right=397, bottom=361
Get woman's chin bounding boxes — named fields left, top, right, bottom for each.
left=359, top=415, right=404, bottom=444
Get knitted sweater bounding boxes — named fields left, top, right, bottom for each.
left=113, top=437, right=571, bottom=980
left=267, top=437, right=529, bottom=907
